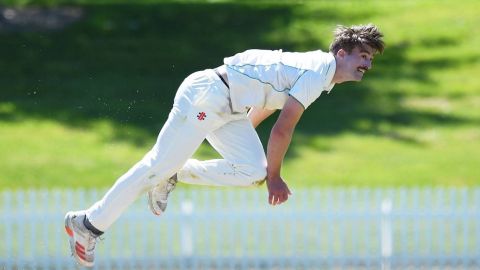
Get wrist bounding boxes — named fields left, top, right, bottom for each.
left=267, top=171, right=280, bottom=181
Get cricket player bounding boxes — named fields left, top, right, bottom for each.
left=65, top=24, right=384, bottom=267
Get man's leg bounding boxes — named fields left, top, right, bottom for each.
left=64, top=104, right=209, bottom=267
left=177, top=117, right=267, bottom=187
left=66, top=69, right=232, bottom=267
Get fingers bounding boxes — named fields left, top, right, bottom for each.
left=268, top=191, right=290, bottom=206
left=269, top=193, right=274, bottom=205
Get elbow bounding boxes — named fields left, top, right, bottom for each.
left=271, top=124, right=294, bottom=140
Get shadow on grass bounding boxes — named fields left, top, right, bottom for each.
left=1, top=3, right=299, bottom=145
left=1, top=2, right=476, bottom=151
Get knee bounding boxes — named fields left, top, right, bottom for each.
left=251, top=164, right=267, bottom=183
left=235, top=163, right=267, bottom=186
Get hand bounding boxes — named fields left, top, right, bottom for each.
left=266, top=176, right=292, bottom=206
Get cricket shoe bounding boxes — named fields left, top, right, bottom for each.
left=147, top=176, right=178, bottom=216
left=64, top=211, right=98, bottom=267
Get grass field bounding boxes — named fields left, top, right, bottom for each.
left=1, top=0, right=479, bottom=189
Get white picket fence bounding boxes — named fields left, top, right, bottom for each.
left=0, top=187, right=479, bottom=270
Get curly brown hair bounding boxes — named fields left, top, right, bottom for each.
left=329, top=24, right=385, bottom=54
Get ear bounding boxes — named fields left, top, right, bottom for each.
left=336, top=48, right=347, bottom=59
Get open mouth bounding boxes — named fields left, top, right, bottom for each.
left=357, top=67, right=367, bottom=74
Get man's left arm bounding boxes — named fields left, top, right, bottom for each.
left=248, top=106, right=276, bottom=128
left=266, top=96, right=305, bottom=205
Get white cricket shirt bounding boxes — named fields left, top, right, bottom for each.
left=224, top=49, right=336, bottom=112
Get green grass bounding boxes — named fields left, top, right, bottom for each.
left=1, top=0, right=479, bottom=189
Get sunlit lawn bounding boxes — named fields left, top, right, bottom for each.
left=1, top=0, right=479, bottom=189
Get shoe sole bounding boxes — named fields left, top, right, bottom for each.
left=147, top=190, right=163, bottom=216
left=64, top=212, right=94, bottom=268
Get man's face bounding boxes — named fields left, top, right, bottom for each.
left=337, top=45, right=375, bottom=82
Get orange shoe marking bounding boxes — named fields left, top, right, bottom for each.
left=65, top=226, right=74, bottom=237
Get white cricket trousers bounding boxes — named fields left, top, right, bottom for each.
left=86, top=69, right=267, bottom=231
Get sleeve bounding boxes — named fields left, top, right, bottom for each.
left=288, top=70, right=325, bottom=110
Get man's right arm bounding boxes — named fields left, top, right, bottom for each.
left=265, top=96, right=304, bottom=205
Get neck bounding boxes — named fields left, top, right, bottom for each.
left=331, top=71, right=347, bottom=84
left=332, top=55, right=346, bottom=84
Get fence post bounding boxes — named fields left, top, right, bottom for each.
left=4, top=191, right=13, bottom=270
left=476, top=188, right=480, bottom=267
left=181, top=200, right=194, bottom=257
left=381, top=198, right=393, bottom=270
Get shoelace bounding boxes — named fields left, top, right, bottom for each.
left=86, top=232, right=101, bottom=253
left=165, top=178, right=177, bottom=193
left=158, top=178, right=177, bottom=202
